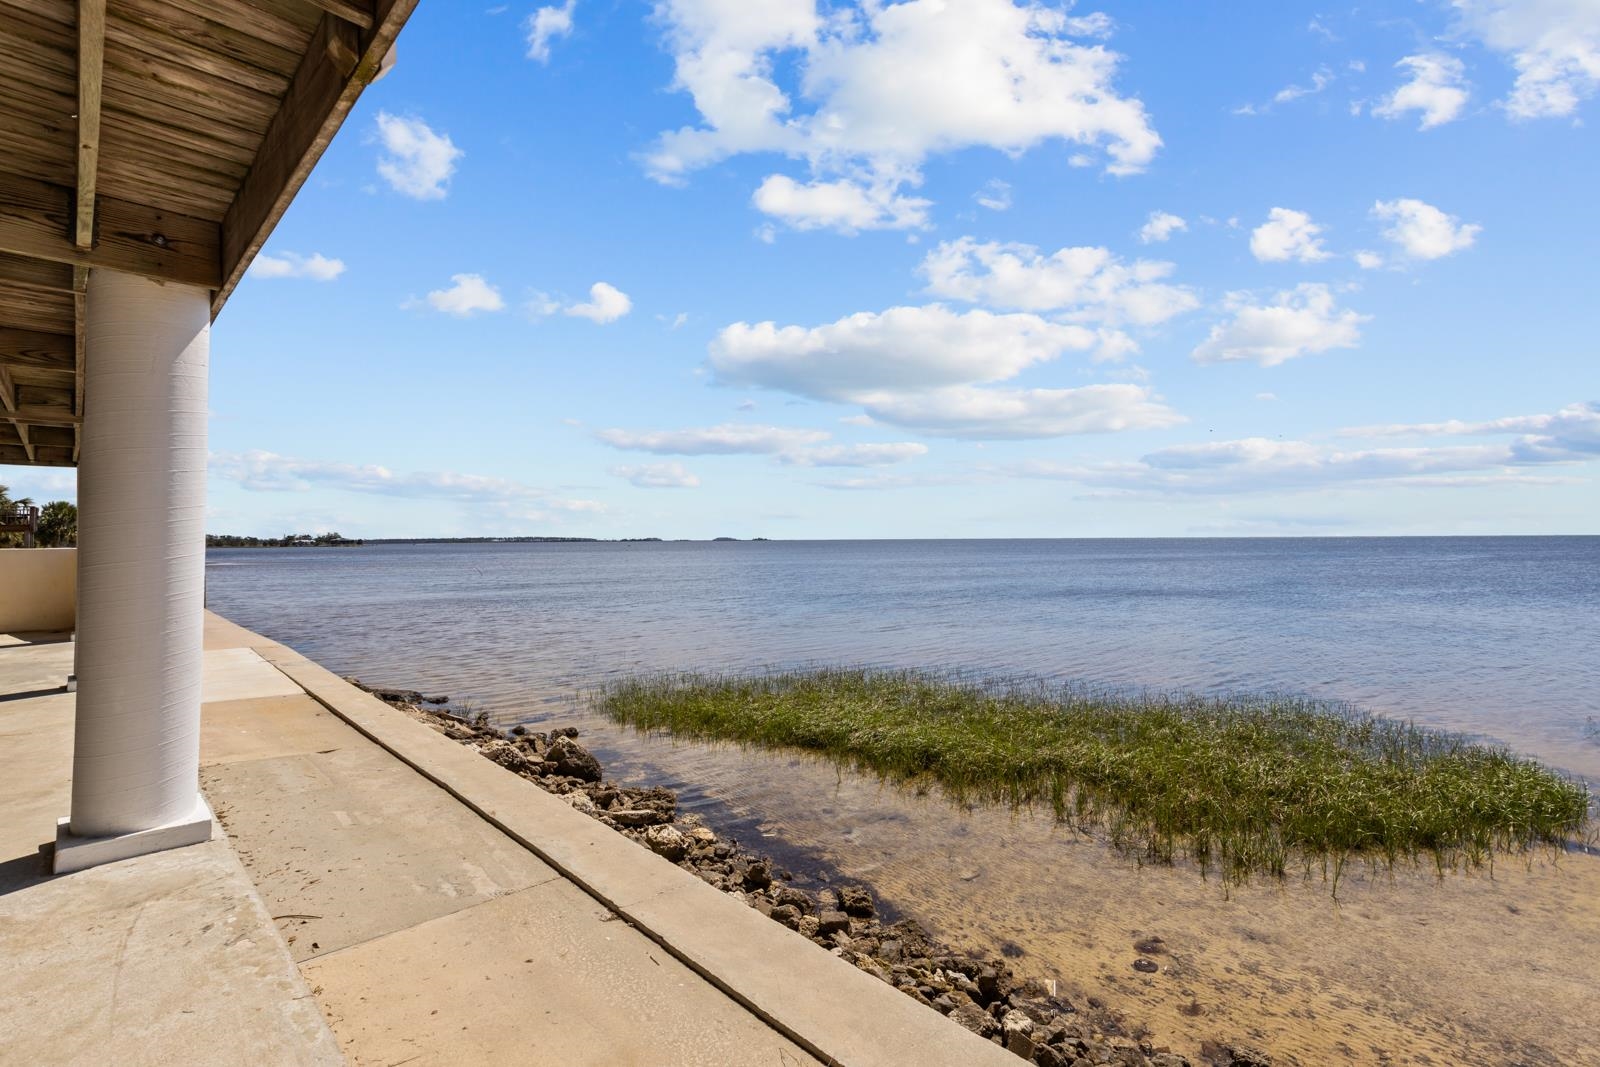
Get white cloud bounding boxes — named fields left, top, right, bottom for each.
left=918, top=238, right=1199, bottom=329
left=752, top=174, right=930, bottom=233
left=248, top=251, right=346, bottom=281
left=1192, top=284, right=1368, bottom=367
left=1371, top=198, right=1482, bottom=259
left=526, top=0, right=576, bottom=62
left=210, top=450, right=602, bottom=518
left=611, top=462, right=701, bottom=488
left=1249, top=207, right=1332, bottom=263
left=1373, top=54, right=1470, bottom=129
left=856, top=383, right=1183, bottom=439
left=710, top=304, right=1097, bottom=400
left=1340, top=401, right=1600, bottom=458
left=1273, top=67, right=1335, bottom=104
left=1451, top=0, right=1600, bottom=119
left=565, top=282, right=633, bottom=323
left=1013, top=407, right=1599, bottom=494
left=975, top=179, right=1013, bottom=212
left=1137, top=211, right=1187, bottom=244
left=374, top=112, right=462, bottom=199
left=1354, top=250, right=1386, bottom=270
left=778, top=442, right=929, bottom=466
left=647, top=0, right=1159, bottom=229
left=596, top=423, right=831, bottom=455
left=409, top=273, right=505, bottom=317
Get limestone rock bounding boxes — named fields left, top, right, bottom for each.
left=643, top=824, right=688, bottom=862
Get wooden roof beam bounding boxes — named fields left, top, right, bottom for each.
left=0, top=366, right=36, bottom=462
left=298, top=0, right=376, bottom=30
left=2, top=405, right=83, bottom=428
left=75, top=0, right=106, bottom=250
left=0, top=170, right=221, bottom=290
left=215, top=0, right=417, bottom=315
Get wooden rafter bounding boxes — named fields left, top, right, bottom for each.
left=215, top=0, right=416, bottom=314
left=0, top=170, right=222, bottom=290
left=298, top=0, right=376, bottom=30
left=0, top=364, right=35, bottom=462
left=2, top=405, right=83, bottom=427
left=76, top=0, right=107, bottom=250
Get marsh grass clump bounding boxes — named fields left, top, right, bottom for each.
left=594, top=669, right=1592, bottom=885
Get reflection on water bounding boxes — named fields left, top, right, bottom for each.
left=207, top=538, right=1600, bottom=1062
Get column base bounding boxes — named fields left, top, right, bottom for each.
left=53, top=794, right=215, bottom=875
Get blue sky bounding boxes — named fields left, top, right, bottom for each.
left=8, top=0, right=1599, bottom=538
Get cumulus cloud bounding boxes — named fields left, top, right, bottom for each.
left=1373, top=54, right=1470, bottom=129
left=526, top=0, right=576, bottom=62
left=918, top=238, right=1199, bottom=333
left=565, top=282, right=633, bottom=323
left=1249, top=208, right=1332, bottom=263
left=1451, top=0, right=1600, bottom=119
left=1372, top=198, right=1482, bottom=259
left=611, top=462, right=700, bottom=488
left=856, top=384, right=1184, bottom=439
left=1192, top=284, right=1368, bottom=367
left=647, top=0, right=1159, bottom=231
left=706, top=285, right=1187, bottom=439
left=596, top=423, right=831, bottom=455
left=1138, top=211, right=1187, bottom=244
left=1354, top=250, right=1386, bottom=270
left=374, top=112, right=462, bottom=199
left=210, top=450, right=602, bottom=517
left=752, top=174, right=930, bottom=233
left=408, top=273, right=505, bottom=316
left=710, top=304, right=1096, bottom=400
left=248, top=251, right=345, bottom=281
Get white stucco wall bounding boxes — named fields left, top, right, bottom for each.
left=0, top=548, right=76, bottom=633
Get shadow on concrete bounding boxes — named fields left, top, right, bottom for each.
left=0, top=845, right=53, bottom=897
left=0, top=687, right=67, bottom=704
left=0, top=631, right=73, bottom=646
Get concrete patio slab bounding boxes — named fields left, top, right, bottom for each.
left=202, top=732, right=564, bottom=965
left=0, top=638, right=342, bottom=1067
left=303, top=879, right=820, bottom=1067
left=204, top=647, right=304, bottom=702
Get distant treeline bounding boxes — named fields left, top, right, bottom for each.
left=207, top=532, right=364, bottom=548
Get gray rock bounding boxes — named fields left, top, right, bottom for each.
left=740, top=861, right=773, bottom=890
left=949, top=1001, right=999, bottom=1039
left=1032, top=1044, right=1068, bottom=1067
left=817, top=909, right=850, bottom=935
left=543, top=736, right=602, bottom=781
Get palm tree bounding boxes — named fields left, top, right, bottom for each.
left=36, top=501, right=77, bottom=547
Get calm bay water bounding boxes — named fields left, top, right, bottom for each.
left=204, top=536, right=1600, bottom=782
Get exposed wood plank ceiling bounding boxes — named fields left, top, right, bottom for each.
left=0, top=0, right=417, bottom=467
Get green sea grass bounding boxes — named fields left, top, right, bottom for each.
left=594, top=669, right=1592, bottom=884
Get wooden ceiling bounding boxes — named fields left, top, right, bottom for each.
left=0, top=0, right=417, bottom=467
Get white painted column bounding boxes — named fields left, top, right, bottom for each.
left=57, top=268, right=213, bottom=872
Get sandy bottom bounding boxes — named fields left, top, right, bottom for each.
left=568, top=721, right=1600, bottom=1067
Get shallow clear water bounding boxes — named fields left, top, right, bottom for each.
left=204, top=536, right=1600, bottom=781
